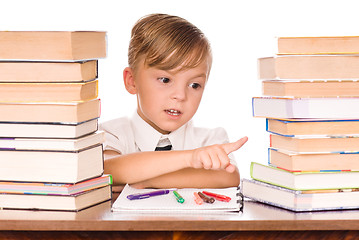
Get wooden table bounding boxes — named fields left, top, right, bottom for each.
left=1, top=195, right=359, bottom=239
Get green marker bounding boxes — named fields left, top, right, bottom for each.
left=173, top=190, right=185, bottom=203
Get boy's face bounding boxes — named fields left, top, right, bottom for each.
left=132, top=58, right=210, bottom=134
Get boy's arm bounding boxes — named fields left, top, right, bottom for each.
left=131, top=167, right=240, bottom=189
left=104, top=136, right=247, bottom=187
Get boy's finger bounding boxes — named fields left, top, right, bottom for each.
left=225, top=163, right=236, bottom=173
left=222, top=136, right=248, bottom=155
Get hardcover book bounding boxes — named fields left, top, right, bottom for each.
left=278, top=36, right=359, bottom=55
left=266, top=118, right=359, bottom=136
left=250, top=162, right=359, bottom=191
left=259, top=55, right=359, bottom=80
left=241, top=178, right=359, bottom=212
left=0, top=31, right=106, bottom=61
left=253, top=97, right=359, bottom=119
left=0, top=60, right=97, bottom=82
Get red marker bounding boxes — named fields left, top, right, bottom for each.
left=202, top=191, right=231, bottom=202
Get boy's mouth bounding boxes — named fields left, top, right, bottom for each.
left=165, top=109, right=182, bottom=116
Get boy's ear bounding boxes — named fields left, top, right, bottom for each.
left=123, top=67, right=137, bottom=94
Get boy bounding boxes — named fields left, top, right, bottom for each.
left=100, top=13, right=248, bottom=189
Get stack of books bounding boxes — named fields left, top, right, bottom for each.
left=0, top=31, right=112, bottom=211
left=243, top=36, right=359, bottom=212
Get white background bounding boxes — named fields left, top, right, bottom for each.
left=1, top=0, right=358, bottom=178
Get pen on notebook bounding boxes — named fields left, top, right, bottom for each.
left=127, top=189, right=170, bottom=200
left=198, top=191, right=215, bottom=204
left=173, top=190, right=185, bottom=203
left=202, top=191, right=231, bottom=202
left=193, top=192, right=203, bottom=205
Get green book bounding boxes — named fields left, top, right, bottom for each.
left=250, top=162, right=359, bottom=191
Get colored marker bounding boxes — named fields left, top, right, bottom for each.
left=193, top=192, right=203, bottom=205
left=198, top=191, right=215, bottom=204
left=173, top=190, right=185, bottom=203
left=127, top=189, right=170, bottom=200
left=202, top=191, right=231, bottom=202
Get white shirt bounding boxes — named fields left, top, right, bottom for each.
left=99, top=112, right=235, bottom=162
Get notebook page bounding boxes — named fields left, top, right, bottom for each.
left=112, top=184, right=241, bottom=213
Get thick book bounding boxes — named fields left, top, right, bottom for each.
left=250, top=162, right=359, bottom=190
left=278, top=36, right=359, bottom=55
left=112, top=184, right=242, bottom=213
left=270, top=133, right=359, bottom=152
left=241, top=178, right=359, bottom=212
left=262, top=80, right=359, bottom=97
left=0, top=174, right=112, bottom=195
left=0, top=144, right=104, bottom=183
left=0, top=60, right=97, bottom=82
left=269, top=148, right=359, bottom=171
left=0, top=131, right=104, bottom=151
left=0, top=119, right=98, bottom=138
left=0, top=98, right=100, bottom=123
left=259, top=55, right=359, bottom=80
left=266, top=118, right=359, bottom=136
left=0, top=185, right=111, bottom=211
left=0, top=31, right=106, bottom=61
left=0, top=80, right=98, bottom=102
left=252, top=97, right=359, bottom=119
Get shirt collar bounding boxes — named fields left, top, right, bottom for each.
left=131, top=112, right=188, bottom=151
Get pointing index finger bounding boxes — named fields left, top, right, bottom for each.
left=222, top=136, right=248, bottom=155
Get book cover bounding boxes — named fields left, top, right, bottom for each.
left=278, top=36, right=359, bottom=55
left=252, top=97, right=359, bottom=119
left=0, top=131, right=104, bottom=151
left=241, top=178, right=359, bottom=212
left=0, top=144, right=104, bottom=183
left=0, top=80, right=98, bottom=102
left=0, top=185, right=111, bottom=211
left=250, top=162, right=359, bottom=191
left=262, top=80, right=359, bottom=97
left=0, top=60, right=97, bottom=82
left=266, top=118, right=359, bottom=136
left=270, top=133, right=359, bottom=152
left=259, top=55, right=359, bottom=80
left=269, top=148, right=359, bottom=172
left=0, top=118, right=98, bottom=138
left=0, top=98, right=100, bottom=123
left=0, top=31, right=107, bottom=61
left=0, top=174, right=112, bottom=195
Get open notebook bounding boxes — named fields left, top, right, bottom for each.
left=112, top=184, right=242, bottom=213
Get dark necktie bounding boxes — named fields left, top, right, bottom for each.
left=155, top=137, right=172, bottom=151
left=155, top=144, right=172, bottom=151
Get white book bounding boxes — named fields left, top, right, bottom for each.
left=0, top=144, right=104, bottom=183
left=0, top=185, right=111, bottom=211
left=0, top=119, right=98, bottom=138
left=0, top=131, right=104, bottom=151
left=242, top=178, right=359, bottom=212
left=112, top=184, right=242, bottom=213
left=252, top=97, right=359, bottom=119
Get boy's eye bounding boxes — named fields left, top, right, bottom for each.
left=158, top=77, right=170, bottom=83
left=189, top=83, right=201, bottom=89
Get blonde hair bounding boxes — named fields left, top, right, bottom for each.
left=128, top=13, right=212, bottom=72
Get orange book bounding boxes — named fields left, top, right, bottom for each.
left=0, top=31, right=106, bottom=60
left=270, top=134, right=359, bottom=153
left=262, top=80, right=359, bottom=97
left=266, top=118, right=359, bottom=136
left=278, top=36, right=359, bottom=55
left=0, top=60, right=97, bottom=82
left=0, top=98, right=100, bottom=123
left=0, top=80, right=98, bottom=102
left=269, top=148, right=359, bottom=172
left=259, top=55, right=359, bottom=80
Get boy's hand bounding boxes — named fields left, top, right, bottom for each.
left=189, top=136, right=248, bottom=173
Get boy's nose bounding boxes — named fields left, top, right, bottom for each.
left=171, top=85, right=187, bottom=101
